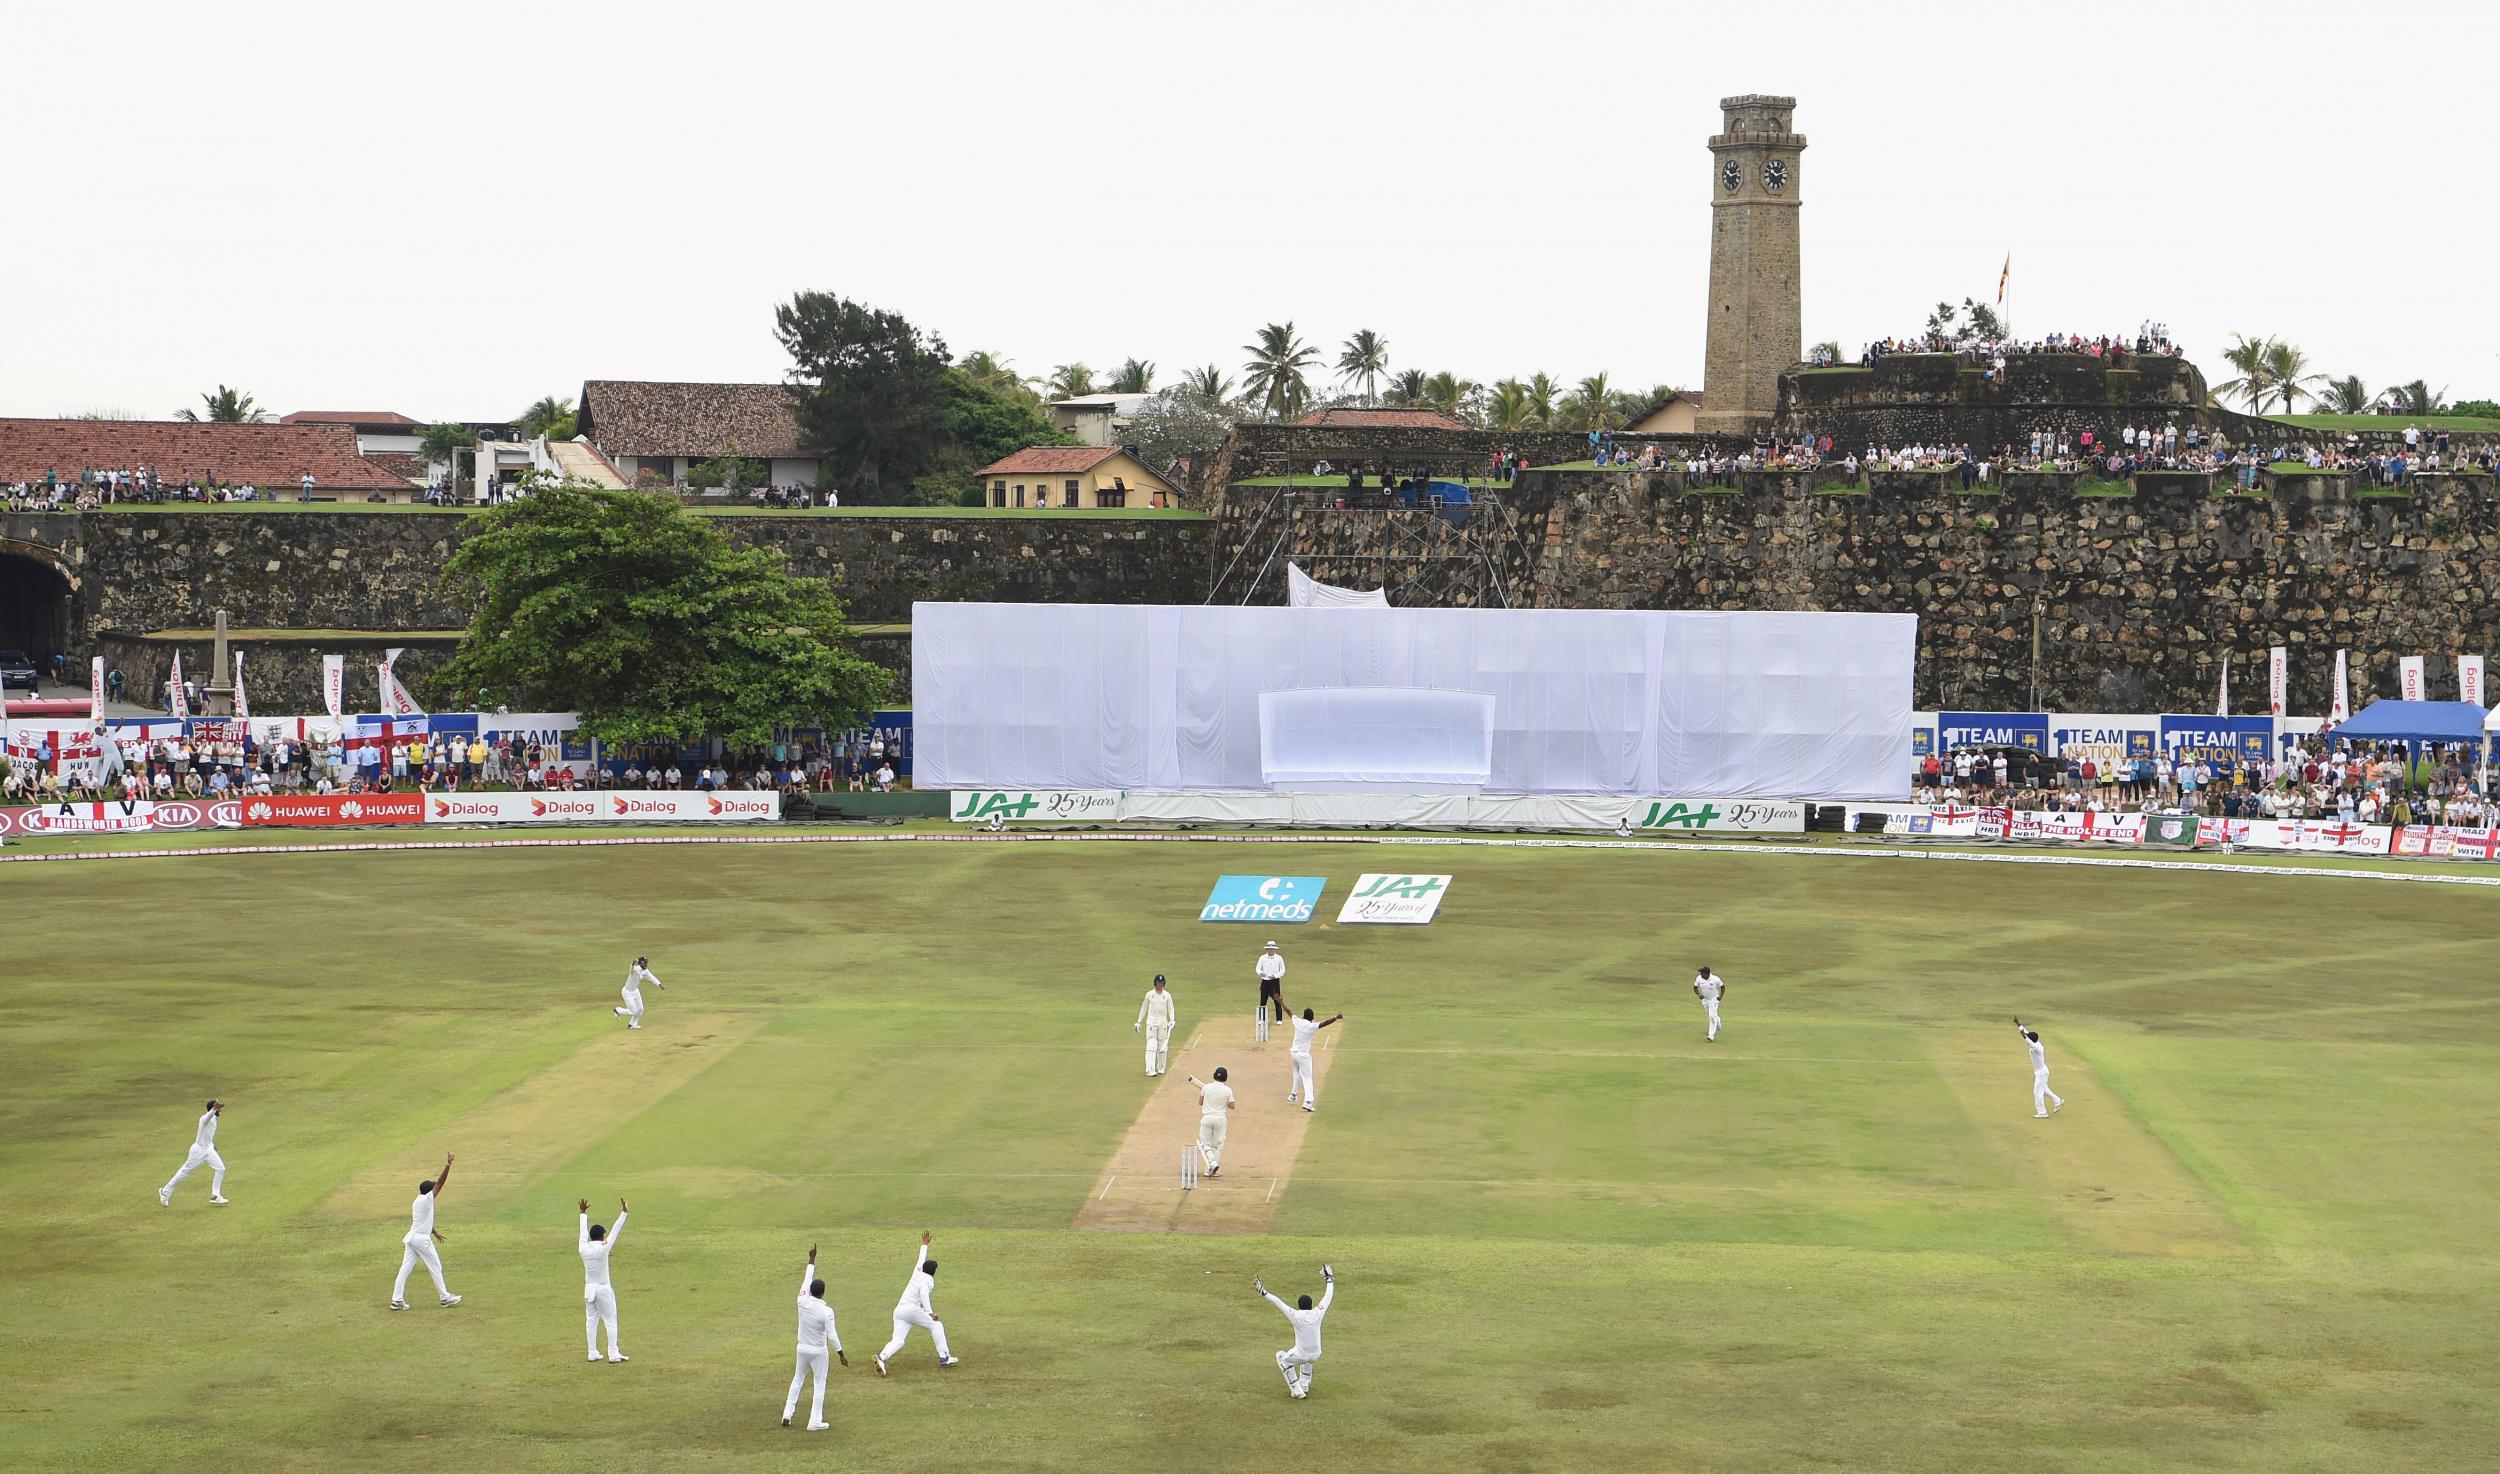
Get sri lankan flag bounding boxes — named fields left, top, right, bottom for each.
left=1997, top=254, right=2010, bottom=305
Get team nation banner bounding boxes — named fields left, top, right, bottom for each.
left=2399, top=656, right=2426, bottom=701
left=322, top=655, right=345, bottom=718
left=2461, top=655, right=2485, bottom=707
left=2267, top=646, right=2287, bottom=717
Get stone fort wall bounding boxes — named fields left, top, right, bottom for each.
left=15, top=510, right=1210, bottom=712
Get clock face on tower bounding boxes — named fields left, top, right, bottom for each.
left=1764, top=159, right=1789, bottom=193
left=1721, top=159, right=1742, bottom=193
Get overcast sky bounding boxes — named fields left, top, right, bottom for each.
left=7, top=1, right=2492, bottom=422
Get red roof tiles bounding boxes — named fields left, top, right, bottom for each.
left=973, top=446, right=1124, bottom=476
left=0, top=419, right=414, bottom=490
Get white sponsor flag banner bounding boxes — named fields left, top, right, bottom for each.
left=2399, top=656, right=2426, bottom=701
left=948, top=789, right=1122, bottom=823
left=421, top=789, right=782, bottom=826
left=2330, top=650, right=2350, bottom=723
left=169, top=651, right=189, bottom=719
left=89, top=655, right=105, bottom=717
left=2267, top=646, right=2287, bottom=717
left=232, top=651, right=249, bottom=721
left=2241, top=819, right=2392, bottom=855
left=322, top=655, right=345, bottom=718
left=2460, top=655, right=2485, bottom=707
left=1336, top=873, right=1453, bottom=925
left=2215, top=656, right=2230, bottom=717
left=379, top=648, right=423, bottom=717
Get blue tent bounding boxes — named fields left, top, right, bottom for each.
left=2331, top=700, right=2488, bottom=744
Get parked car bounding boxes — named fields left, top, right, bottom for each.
left=0, top=649, right=39, bottom=691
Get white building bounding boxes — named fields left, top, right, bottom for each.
left=1048, top=393, right=1153, bottom=448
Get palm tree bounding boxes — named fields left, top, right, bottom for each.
left=2261, top=341, right=2327, bottom=415
left=1486, top=379, right=1534, bottom=432
left=959, top=350, right=1040, bottom=404
left=1107, top=358, right=1155, bottom=394
left=516, top=396, right=575, bottom=439
left=173, top=384, right=267, bottom=423
left=2323, top=375, right=2371, bottom=415
left=1810, top=340, right=1843, bottom=363
left=2393, top=379, right=2450, bottom=415
left=1384, top=369, right=1429, bottom=407
left=2213, top=334, right=2273, bottom=415
left=1178, top=363, right=1233, bottom=401
left=1047, top=363, right=1097, bottom=399
left=1240, top=322, right=1320, bottom=420
left=1422, top=372, right=1477, bottom=418
left=1524, top=373, right=1560, bottom=430
left=1336, top=329, right=1389, bottom=405
left=1559, top=372, right=1620, bottom=431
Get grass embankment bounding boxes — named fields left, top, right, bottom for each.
left=1, top=841, right=2493, bottom=1472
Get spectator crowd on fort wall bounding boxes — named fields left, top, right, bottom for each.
left=1913, top=738, right=2490, bottom=825
left=2, top=724, right=909, bottom=806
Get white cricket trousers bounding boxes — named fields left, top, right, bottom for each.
left=1145, top=1025, right=1171, bottom=1075
left=394, top=1235, right=451, bottom=1300
left=617, top=987, right=644, bottom=1027
left=585, top=1286, right=620, bottom=1357
left=164, top=1145, right=225, bottom=1198
left=2033, top=1068, right=2064, bottom=1115
left=879, top=1305, right=951, bottom=1362
left=1198, top=1113, right=1228, bottom=1172
left=785, top=1346, right=829, bottom=1424
left=1703, top=996, right=1721, bottom=1040
left=1289, top=1052, right=1315, bottom=1106
left=1277, top=1347, right=1320, bottom=1395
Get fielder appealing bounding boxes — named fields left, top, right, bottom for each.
left=613, top=956, right=666, bottom=1030
left=1186, top=1067, right=1236, bottom=1176
left=160, top=1099, right=229, bottom=1206
left=1256, top=1264, right=1335, bottom=1399
left=1136, top=974, right=1177, bottom=1077
left=1254, top=941, right=1287, bottom=1042
left=874, top=1231, right=958, bottom=1374
left=390, top=1153, right=462, bottom=1310
left=2016, top=1018, right=2065, bottom=1117
left=783, top=1244, right=847, bottom=1430
left=579, top=1196, right=629, bottom=1362
left=1693, top=966, right=1726, bottom=1043
left=1286, top=1009, right=1343, bottom=1112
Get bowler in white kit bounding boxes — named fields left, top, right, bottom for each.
left=1136, top=973, right=1177, bottom=1076
left=613, top=955, right=666, bottom=1029
left=874, top=1231, right=959, bottom=1374
left=578, top=1196, right=629, bottom=1362
left=1256, top=1264, right=1335, bottom=1398
left=1186, top=1066, right=1236, bottom=1176
left=2016, top=1017, right=2065, bottom=1117
left=1693, top=966, right=1727, bottom=1043
left=783, top=1243, right=847, bottom=1429
left=1285, top=1008, right=1343, bottom=1111
left=159, top=1098, right=230, bottom=1206
left=390, top=1152, right=462, bottom=1309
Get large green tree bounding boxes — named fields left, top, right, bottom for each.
left=1120, top=387, right=1236, bottom=474
left=776, top=292, right=955, bottom=500
left=431, top=485, right=889, bottom=744
left=1106, top=358, right=1155, bottom=394
left=174, top=384, right=266, bottom=423
left=1047, top=362, right=1097, bottom=398
left=1336, top=329, right=1389, bottom=404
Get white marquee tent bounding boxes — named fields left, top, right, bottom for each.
left=912, top=603, right=1914, bottom=799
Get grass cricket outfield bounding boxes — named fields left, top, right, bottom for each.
left=2, top=838, right=2494, bottom=1472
